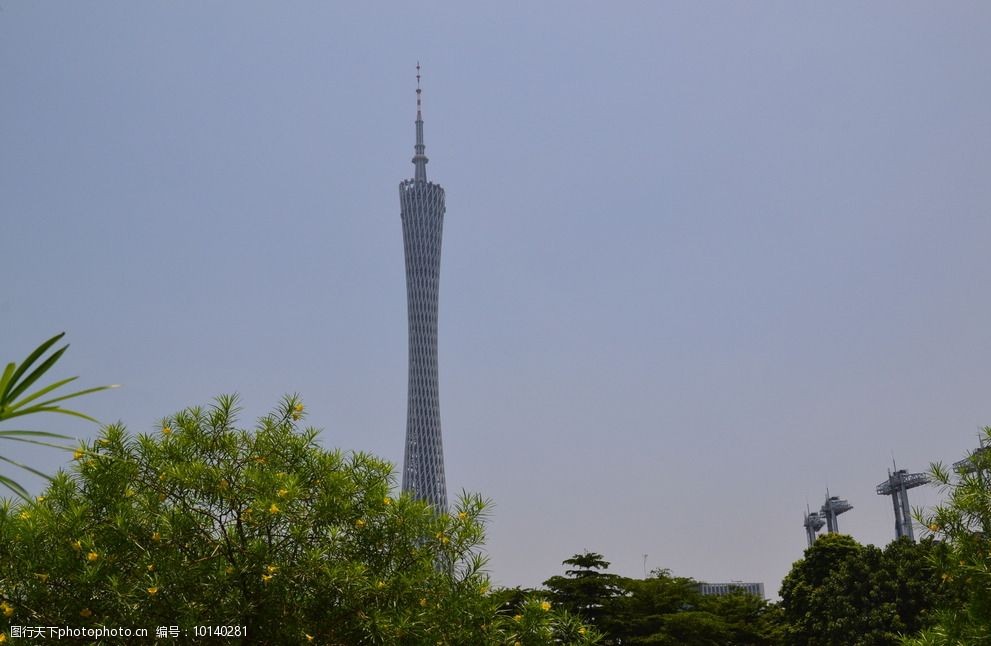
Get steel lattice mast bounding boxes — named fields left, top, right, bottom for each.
left=876, top=466, right=929, bottom=541
left=400, top=63, right=448, bottom=509
left=820, top=493, right=852, bottom=533
left=803, top=506, right=825, bottom=547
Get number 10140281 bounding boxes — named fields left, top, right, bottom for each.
left=193, top=626, right=247, bottom=638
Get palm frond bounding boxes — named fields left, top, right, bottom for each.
left=1, top=333, right=116, bottom=498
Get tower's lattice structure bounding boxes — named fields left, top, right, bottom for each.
left=803, top=507, right=825, bottom=547
left=400, top=64, right=448, bottom=509
left=876, top=467, right=929, bottom=541
left=820, top=493, right=853, bottom=534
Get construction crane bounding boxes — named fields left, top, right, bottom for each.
left=876, top=467, right=929, bottom=541
left=820, top=493, right=853, bottom=533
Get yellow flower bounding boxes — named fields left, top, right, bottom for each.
left=34, top=572, right=49, bottom=583
left=71, top=539, right=82, bottom=551
left=383, top=497, right=392, bottom=505
left=79, top=608, right=92, bottom=618
left=512, top=614, right=522, bottom=623
left=261, top=573, right=274, bottom=584
left=292, top=402, right=304, bottom=420
left=1, top=601, right=13, bottom=617
left=18, top=511, right=30, bottom=520
left=434, top=532, right=450, bottom=545
left=929, top=523, right=940, bottom=532
left=73, top=448, right=85, bottom=460
left=225, top=566, right=235, bottom=575
left=355, top=518, right=366, bottom=529
left=253, top=455, right=267, bottom=464
left=277, top=488, right=289, bottom=498
left=458, top=511, right=467, bottom=520
left=87, top=551, right=99, bottom=562
left=540, top=600, right=551, bottom=611
left=376, top=580, right=386, bottom=589
left=305, top=635, right=314, bottom=642
left=162, top=426, right=172, bottom=435
left=147, top=586, right=159, bottom=596
left=35, top=495, right=46, bottom=503
left=268, top=503, right=280, bottom=514
left=419, top=597, right=428, bottom=607
left=147, top=564, right=155, bottom=572
left=151, top=531, right=161, bottom=542
left=0, top=632, right=8, bottom=643
left=266, top=564, right=279, bottom=574
left=579, top=627, right=587, bottom=635
left=125, top=488, right=135, bottom=497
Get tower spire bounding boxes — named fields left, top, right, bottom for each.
left=412, top=62, right=428, bottom=182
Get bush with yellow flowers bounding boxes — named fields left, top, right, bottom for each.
left=0, top=395, right=597, bottom=644
left=903, top=426, right=991, bottom=646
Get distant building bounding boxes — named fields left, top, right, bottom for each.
left=697, top=581, right=765, bottom=599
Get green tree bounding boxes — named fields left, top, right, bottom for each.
left=905, top=428, right=991, bottom=645
left=780, top=533, right=944, bottom=646
left=599, top=569, right=703, bottom=643
left=700, top=589, right=786, bottom=646
left=544, top=551, right=624, bottom=626
left=545, top=556, right=784, bottom=646
left=0, top=395, right=597, bottom=645
left=600, top=569, right=783, bottom=646
left=0, top=332, right=115, bottom=498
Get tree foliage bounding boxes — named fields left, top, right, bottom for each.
left=545, top=554, right=783, bottom=645
left=779, top=533, right=945, bottom=646
left=0, top=395, right=597, bottom=644
left=904, top=428, right=991, bottom=645
left=544, top=551, right=624, bottom=625
left=0, top=332, right=115, bottom=498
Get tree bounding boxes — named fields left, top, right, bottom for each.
left=779, top=533, right=944, bottom=646
left=544, top=551, right=624, bottom=625
left=905, top=428, right=991, bottom=645
left=599, top=568, right=704, bottom=643
left=0, top=395, right=597, bottom=644
left=544, top=555, right=784, bottom=646
left=700, top=589, right=786, bottom=646
left=600, top=569, right=783, bottom=646
left=0, top=332, right=115, bottom=498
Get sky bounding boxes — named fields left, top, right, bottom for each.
left=3, top=2, right=991, bottom=598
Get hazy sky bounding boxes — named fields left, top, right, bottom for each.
left=3, top=2, right=990, bottom=597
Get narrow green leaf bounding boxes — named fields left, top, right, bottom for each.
left=0, top=406, right=99, bottom=424
left=0, top=435, right=77, bottom=451
left=5, top=376, right=78, bottom=411
left=21, top=384, right=117, bottom=412
left=2, top=332, right=65, bottom=401
left=5, top=345, right=69, bottom=405
left=0, top=473, right=30, bottom=501
left=0, top=454, right=56, bottom=481
left=0, top=363, right=16, bottom=401
left=0, top=429, right=74, bottom=440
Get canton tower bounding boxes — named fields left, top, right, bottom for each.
left=400, top=64, right=447, bottom=509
